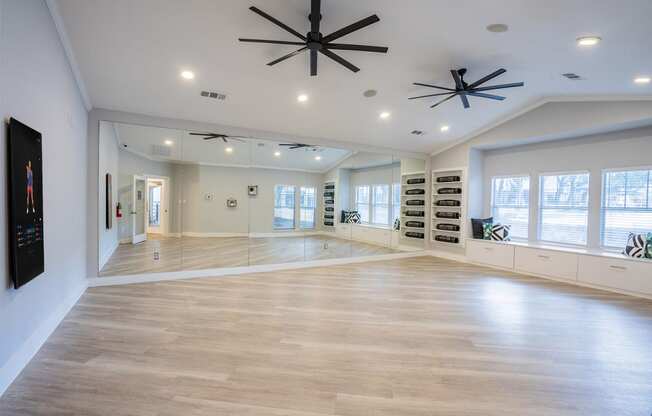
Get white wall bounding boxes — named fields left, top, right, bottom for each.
left=0, top=0, right=88, bottom=394
left=483, top=126, right=652, bottom=248
left=98, top=122, right=119, bottom=266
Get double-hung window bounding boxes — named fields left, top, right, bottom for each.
left=371, top=184, right=390, bottom=226
left=273, top=185, right=295, bottom=229
left=491, top=176, right=530, bottom=239
left=391, top=183, right=401, bottom=224
left=300, top=187, right=316, bottom=229
left=355, top=186, right=370, bottom=224
left=601, top=169, right=652, bottom=248
left=538, top=172, right=590, bottom=245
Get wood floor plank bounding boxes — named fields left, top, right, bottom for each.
left=2, top=256, right=652, bottom=415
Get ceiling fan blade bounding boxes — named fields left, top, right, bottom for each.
left=467, top=68, right=506, bottom=89
left=450, top=70, right=463, bottom=90
left=238, top=38, right=305, bottom=46
left=325, top=43, right=388, bottom=53
left=408, top=92, right=454, bottom=100
left=466, top=92, right=506, bottom=101
left=267, top=47, right=307, bottom=66
left=319, top=49, right=360, bottom=73
left=459, top=93, right=470, bottom=109
left=413, top=83, right=456, bottom=92
left=222, top=137, right=228, bottom=143
left=471, top=82, right=525, bottom=92
left=310, top=0, right=321, bottom=33
left=430, top=94, right=457, bottom=108
left=322, top=15, right=380, bottom=43
left=310, top=49, right=318, bottom=76
left=189, top=132, right=212, bottom=136
left=248, top=7, right=306, bottom=40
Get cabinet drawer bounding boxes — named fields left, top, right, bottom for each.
left=514, top=247, right=578, bottom=281
left=578, top=256, right=652, bottom=295
left=466, top=240, right=514, bottom=269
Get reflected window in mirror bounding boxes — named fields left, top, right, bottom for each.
left=372, top=185, right=390, bottom=226
left=274, top=185, right=296, bottom=230
left=300, top=187, right=316, bottom=229
left=355, top=186, right=370, bottom=224
left=392, top=183, right=401, bottom=224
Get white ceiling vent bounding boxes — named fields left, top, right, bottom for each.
left=151, top=144, right=172, bottom=157
left=200, top=90, right=227, bottom=100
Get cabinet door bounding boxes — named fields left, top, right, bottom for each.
left=514, top=247, right=578, bottom=281
left=466, top=240, right=514, bottom=269
left=578, top=256, right=652, bottom=296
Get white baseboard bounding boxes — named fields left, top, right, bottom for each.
left=0, top=280, right=88, bottom=397
left=88, top=251, right=429, bottom=287
left=119, top=237, right=131, bottom=244
left=99, top=239, right=119, bottom=270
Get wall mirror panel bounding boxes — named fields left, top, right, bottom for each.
left=98, top=121, right=419, bottom=278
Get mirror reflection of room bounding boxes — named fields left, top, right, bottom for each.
left=99, top=122, right=423, bottom=277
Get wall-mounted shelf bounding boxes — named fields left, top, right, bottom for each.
left=431, top=168, right=465, bottom=246
left=400, top=172, right=427, bottom=241
left=322, top=181, right=335, bottom=227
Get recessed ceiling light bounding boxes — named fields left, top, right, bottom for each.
left=379, top=111, right=391, bottom=120
left=363, top=89, right=378, bottom=98
left=180, top=70, right=195, bottom=80
left=576, top=36, right=601, bottom=47
left=440, top=125, right=450, bottom=132
left=274, top=151, right=281, bottom=157
left=486, top=24, right=508, bottom=33
left=315, top=156, right=322, bottom=161
left=297, top=94, right=309, bottom=103
left=634, top=76, right=651, bottom=84
left=225, top=147, right=233, bottom=154
left=164, top=139, right=174, bottom=146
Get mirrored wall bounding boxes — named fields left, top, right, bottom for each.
left=98, top=121, right=425, bottom=277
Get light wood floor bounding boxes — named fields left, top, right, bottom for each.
left=3, top=256, right=652, bottom=415
left=100, top=234, right=398, bottom=276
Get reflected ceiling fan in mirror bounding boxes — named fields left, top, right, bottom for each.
left=239, top=0, right=388, bottom=76
left=279, top=143, right=320, bottom=151
left=189, top=132, right=249, bottom=143
left=410, top=68, right=524, bottom=109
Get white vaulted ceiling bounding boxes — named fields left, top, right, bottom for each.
left=56, top=0, right=652, bottom=153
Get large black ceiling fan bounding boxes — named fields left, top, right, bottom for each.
left=410, top=68, right=524, bottom=109
left=239, top=0, right=388, bottom=76
left=189, top=132, right=248, bottom=143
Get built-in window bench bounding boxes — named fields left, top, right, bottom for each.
left=336, top=223, right=400, bottom=248
left=466, top=239, right=652, bottom=299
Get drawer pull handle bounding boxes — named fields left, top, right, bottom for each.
left=537, top=255, right=550, bottom=260
left=609, top=265, right=627, bottom=271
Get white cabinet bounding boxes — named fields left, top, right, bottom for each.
left=514, top=247, right=578, bottom=282
left=466, top=240, right=515, bottom=269
left=578, top=255, right=652, bottom=296
left=335, top=223, right=351, bottom=240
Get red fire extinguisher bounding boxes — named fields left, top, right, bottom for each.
left=116, top=202, right=123, bottom=219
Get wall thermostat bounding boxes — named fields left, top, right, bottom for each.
left=226, top=198, right=237, bottom=208
left=248, top=185, right=258, bottom=196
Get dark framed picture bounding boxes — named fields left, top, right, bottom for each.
left=7, top=118, right=45, bottom=289
left=106, top=173, right=113, bottom=229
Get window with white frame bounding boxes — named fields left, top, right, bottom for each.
left=539, top=172, right=590, bottom=245
left=491, top=176, right=530, bottom=239
left=371, top=184, right=390, bottom=226
left=601, top=169, right=652, bottom=248
left=355, top=186, right=370, bottom=223
left=273, top=185, right=295, bottom=229
left=300, top=187, right=316, bottom=229
left=392, top=183, right=401, bottom=224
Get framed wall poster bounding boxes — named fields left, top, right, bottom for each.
left=106, top=173, right=112, bottom=229
left=7, top=118, right=45, bottom=289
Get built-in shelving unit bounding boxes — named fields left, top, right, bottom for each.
left=323, top=181, right=335, bottom=227
left=400, top=172, right=426, bottom=241
left=431, top=168, right=465, bottom=246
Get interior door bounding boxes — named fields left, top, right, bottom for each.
left=132, top=175, right=147, bottom=244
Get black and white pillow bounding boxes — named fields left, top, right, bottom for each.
left=623, top=233, right=647, bottom=258
left=489, top=224, right=511, bottom=241
left=345, top=211, right=361, bottom=224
